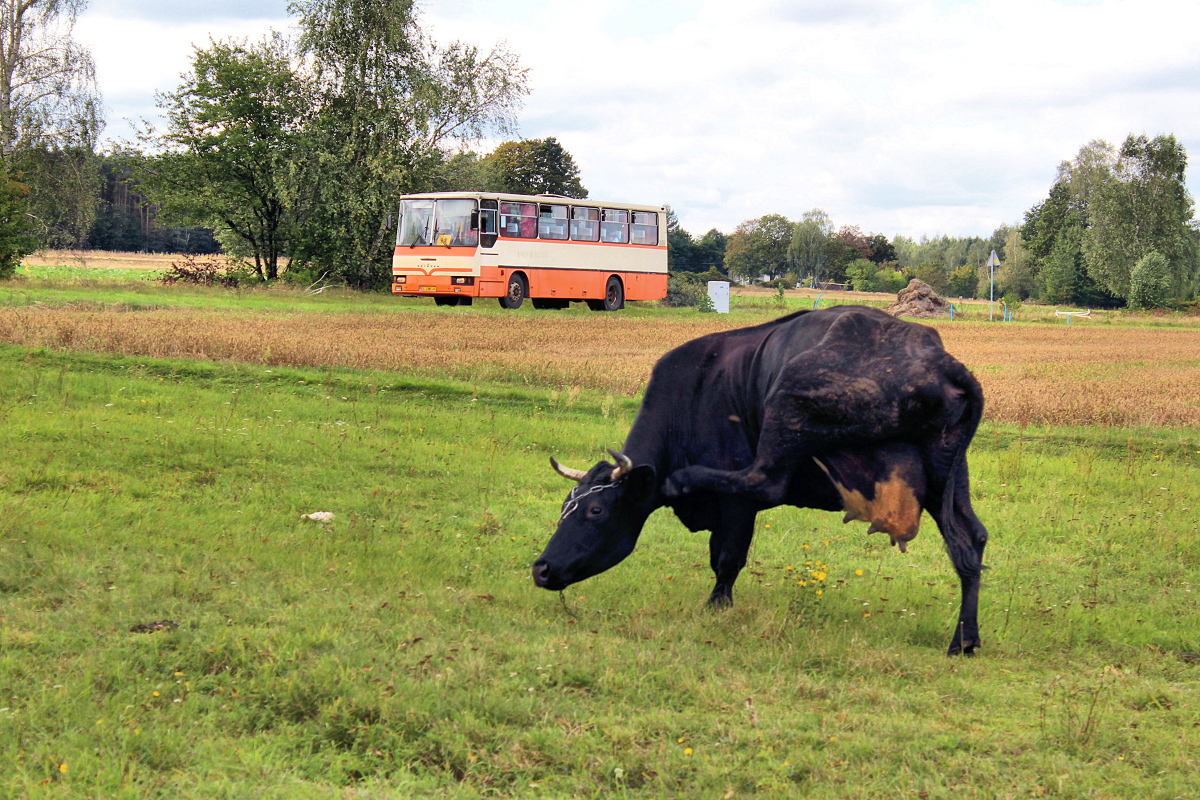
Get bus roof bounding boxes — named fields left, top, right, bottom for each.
left=398, top=191, right=665, bottom=214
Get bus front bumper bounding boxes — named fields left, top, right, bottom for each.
left=392, top=275, right=478, bottom=297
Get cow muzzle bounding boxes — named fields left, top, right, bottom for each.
left=532, top=561, right=556, bottom=589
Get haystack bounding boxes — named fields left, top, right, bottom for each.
left=887, top=279, right=951, bottom=319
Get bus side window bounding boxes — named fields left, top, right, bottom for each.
left=630, top=211, right=658, bottom=245
left=570, top=206, right=599, bottom=241
left=601, top=209, right=629, bottom=244
left=539, top=204, right=569, bottom=240
left=500, top=201, right=537, bottom=238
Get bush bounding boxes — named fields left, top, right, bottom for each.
left=0, top=170, right=36, bottom=280
left=1128, top=251, right=1173, bottom=309
left=877, top=269, right=907, bottom=294
left=846, top=259, right=878, bottom=291
left=160, top=254, right=247, bottom=288
left=662, top=273, right=708, bottom=307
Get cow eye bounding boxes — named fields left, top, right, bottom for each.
left=586, top=504, right=604, bottom=518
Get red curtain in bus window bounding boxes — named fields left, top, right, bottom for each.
left=500, top=202, right=538, bottom=238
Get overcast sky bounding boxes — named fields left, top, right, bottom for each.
left=78, top=0, right=1200, bottom=238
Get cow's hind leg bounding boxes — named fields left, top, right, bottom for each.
left=929, top=459, right=988, bottom=656
left=706, top=496, right=757, bottom=608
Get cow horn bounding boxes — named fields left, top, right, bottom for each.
left=549, top=456, right=587, bottom=482
left=607, top=448, right=634, bottom=480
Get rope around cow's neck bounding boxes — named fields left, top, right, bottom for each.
left=558, top=590, right=581, bottom=619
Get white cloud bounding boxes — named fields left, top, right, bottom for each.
left=78, top=5, right=292, bottom=145
left=78, top=0, right=1200, bottom=238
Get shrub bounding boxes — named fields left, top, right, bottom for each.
left=160, top=254, right=246, bottom=288
left=662, top=273, right=707, bottom=307
left=1128, top=251, right=1172, bottom=309
left=846, top=259, right=878, bottom=291
left=876, top=269, right=907, bottom=294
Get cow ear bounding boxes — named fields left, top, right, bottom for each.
left=623, top=465, right=657, bottom=503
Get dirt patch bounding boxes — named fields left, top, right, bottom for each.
left=887, top=279, right=951, bottom=319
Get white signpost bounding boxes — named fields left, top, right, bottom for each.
left=986, top=250, right=1001, bottom=321
left=707, top=281, right=730, bottom=314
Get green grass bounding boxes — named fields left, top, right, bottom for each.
left=19, top=264, right=164, bottom=283
left=2, top=343, right=1199, bottom=798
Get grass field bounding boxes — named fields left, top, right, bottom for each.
left=1, top=278, right=1199, bottom=798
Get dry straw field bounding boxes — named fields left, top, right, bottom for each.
left=2, top=302, right=1200, bottom=427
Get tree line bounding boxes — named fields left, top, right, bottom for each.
left=670, top=134, right=1198, bottom=308
left=668, top=207, right=1010, bottom=299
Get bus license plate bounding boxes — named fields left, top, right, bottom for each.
left=418, top=286, right=437, bottom=292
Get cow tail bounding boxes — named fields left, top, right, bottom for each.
left=938, top=358, right=987, bottom=549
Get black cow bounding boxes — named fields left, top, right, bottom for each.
left=532, top=306, right=989, bottom=655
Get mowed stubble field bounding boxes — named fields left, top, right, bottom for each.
left=2, top=280, right=1199, bottom=798
left=2, top=295, right=1200, bottom=427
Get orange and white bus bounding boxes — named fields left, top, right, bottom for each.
left=391, top=192, right=668, bottom=310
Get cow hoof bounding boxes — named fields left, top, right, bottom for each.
left=947, top=640, right=979, bottom=657
left=706, top=593, right=732, bottom=610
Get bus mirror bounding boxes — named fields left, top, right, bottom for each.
left=386, top=213, right=393, bottom=229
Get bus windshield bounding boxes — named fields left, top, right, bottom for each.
left=397, top=198, right=479, bottom=247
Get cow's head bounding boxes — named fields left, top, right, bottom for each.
left=532, top=449, right=657, bottom=591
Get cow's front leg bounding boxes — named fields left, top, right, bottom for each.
left=706, top=498, right=757, bottom=608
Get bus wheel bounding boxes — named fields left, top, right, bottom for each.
left=499, top=274, right=527, bottom=309
left=599, top=276, right=624, bottom=311
left=434, top=296, right=457, bottom=307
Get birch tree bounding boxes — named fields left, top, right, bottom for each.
left=0, top=0, right=98, bottom=159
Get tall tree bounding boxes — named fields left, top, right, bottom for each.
left=1, top=0, right=101, bottom=249
left=822, top=225, right=872, bottom=285
left=1055, top=139, right=1115, bottom=223
left=787, top=208, right=830, bottom=284
left=1039, top=218, right=1082, bottom=305
left=487, top=137, right=586, bottom=198
left=289, top=0, right=528, bottom=287
left=665, top=205, right=696, bottom=273
left=140, top=34, right=310, bottom=280
left=693, top=228, right=727, bottom=274
left=996, top=227, right=1034, bottom=298
left=866, top=233, right=896, bottom=264
left=725, top=214, right=792, bottom=282
left=1083, top=134, right=1197, bottom=300
left=0, top=0, right=98, bottom=159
